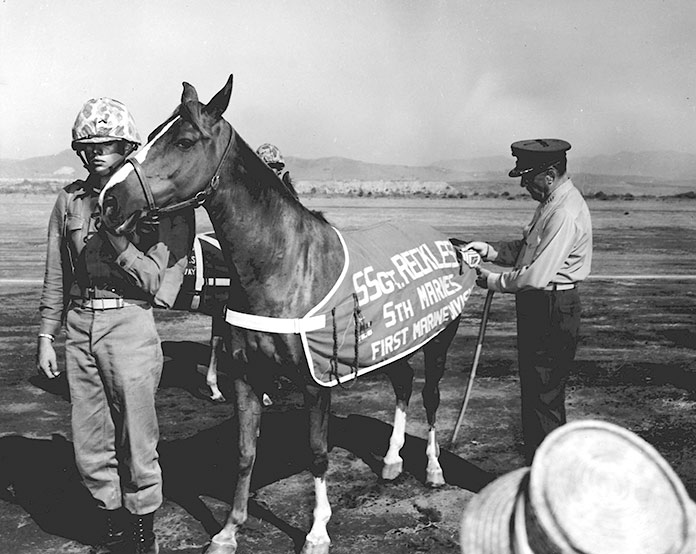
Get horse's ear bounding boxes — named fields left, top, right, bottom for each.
left=179, top=82, right=207, bottom=135
left=181, top=82, right=199, bottom=104
left=203, top=74, right=233, bottom=119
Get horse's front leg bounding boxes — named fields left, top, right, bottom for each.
left=422, top=319, right=460, bottom=487
left=382, top=360, right=414, bottom=480
left=206, top=377, right=261, bottom=554
left=301, top=385, right=332, bottom=554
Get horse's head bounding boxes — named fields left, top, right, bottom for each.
left=99, top=75, right=234, bottom=234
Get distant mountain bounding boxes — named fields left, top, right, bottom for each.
left=0, top=149, right=85, bottom=179
left=574, top=151, right=696, bottom=180
left=2, top=148, right=696, bottom=183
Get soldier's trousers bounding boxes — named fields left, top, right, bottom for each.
left=515, top=288, right=581, bottom=464
left=65, top=303, right=163, bottom=515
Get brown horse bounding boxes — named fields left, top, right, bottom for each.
left=99, top=75, right=469, bottom=554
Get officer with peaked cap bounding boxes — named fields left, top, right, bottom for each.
left=460, top=138, right=592, bottom=464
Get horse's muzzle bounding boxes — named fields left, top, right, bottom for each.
left=100, top=194, right=142, bottom=236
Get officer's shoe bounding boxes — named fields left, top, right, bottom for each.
left=92, top=507, right=129, bottom=554
left=132, top=511, right=159, bottom=554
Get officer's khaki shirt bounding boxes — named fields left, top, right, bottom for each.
left=486, top=179, right=592, bottom=293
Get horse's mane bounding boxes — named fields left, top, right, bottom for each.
left=169, top=102, right=331, bottom=225
left=237, top=136, right=330, bottom=224
left=283, top=173, right=329, bottom=224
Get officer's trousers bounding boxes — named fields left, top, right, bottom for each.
left=515, top=288, right=581, bottom=464
left=65, top=303, right=163, bottom=515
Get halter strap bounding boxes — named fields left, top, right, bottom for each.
left=132, top=122, right=235, bottom=221
left=127, top=158, right=157, bottom=212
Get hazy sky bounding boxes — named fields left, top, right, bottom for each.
left=1, top=0, right=695, bottom=165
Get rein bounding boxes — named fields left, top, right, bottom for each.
left=129, top=120, right=234, bottom=223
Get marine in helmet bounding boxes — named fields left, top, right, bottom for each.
left=256, top=142, right=299, bottom=200
left=36, top=98, right=194, bottom=553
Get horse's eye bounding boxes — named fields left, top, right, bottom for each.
left=175, top=138, right=195, bottom=150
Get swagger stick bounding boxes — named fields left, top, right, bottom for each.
left=449, top=288, right=494, bottom=448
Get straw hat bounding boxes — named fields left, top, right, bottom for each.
left=460, top=420, right=696, bottom=554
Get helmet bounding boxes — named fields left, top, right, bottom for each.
left=71, top=97, right=141, bottom=149
left=256, top=143, right=285, bottom=168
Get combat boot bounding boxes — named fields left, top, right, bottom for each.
left=132, top=511, right=159, bottom=554
left=93, top=507, right=129, bottom=554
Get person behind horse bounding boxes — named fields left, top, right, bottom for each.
left=460, top=139, right=592, bottom=464
left=36, top=97, right=193, bottom=553
left=256, top=142, right=299, bottom=199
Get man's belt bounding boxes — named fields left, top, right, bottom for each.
left=542, top=282, right=577, bottom=291
left=72, top=297, right=148, bottom=310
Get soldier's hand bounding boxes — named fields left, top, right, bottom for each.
left=104, top=230, right=130, bottom=254
left=37, top=339, right=60, bottom=379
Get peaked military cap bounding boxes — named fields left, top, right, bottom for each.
left=508, top=138, right=571, bottom=178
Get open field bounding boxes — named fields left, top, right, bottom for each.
left=1, top=194, right=695, bottom=553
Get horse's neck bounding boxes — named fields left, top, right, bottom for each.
left=205, top=169, right=344, bottom=317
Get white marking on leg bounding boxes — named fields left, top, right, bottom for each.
left=382, top=402, right=407, bottom=480
left=425, top=426, right=445, bottom=486
left=206, top=336, right=225, bottom=402
left=384, top=403, right=407, bottom=467
left=304, top=476, right=331, bottom=550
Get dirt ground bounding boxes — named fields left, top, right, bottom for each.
left=1, top=195, right=695, bottom=553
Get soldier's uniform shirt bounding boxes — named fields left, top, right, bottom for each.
left=38, top=177, right=193, bottom=514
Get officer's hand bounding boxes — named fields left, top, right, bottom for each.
left=475, top=267, right=491, bottom=289
left=37, top=339, right=60, bottom=379
left=464, top=241, right=497, bottom=262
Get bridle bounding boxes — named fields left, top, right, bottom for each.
left=125, top=116, right=235, bottom=225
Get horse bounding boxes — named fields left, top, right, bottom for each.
left=98, top=75, right=476, bottom=554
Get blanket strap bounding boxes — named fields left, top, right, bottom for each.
left=329, top=307, right=339, bottom=383
left=225, top=308, right=326, bottom=334
left=352, top=293, right=360, bottom=378
left=329, top=293, right=362, bottom=389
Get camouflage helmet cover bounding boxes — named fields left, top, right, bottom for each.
left=256, top=143, right=285, bottom=167
left=71, top=97, right=141, bottom=149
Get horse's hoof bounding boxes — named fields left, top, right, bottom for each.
left=426, top=469, right=445, bottom=488
left=204, top=538, right=237, bottom=554
left=382, top=461, right=403, bottom=481
left=300, top=539, right=330, bottom=554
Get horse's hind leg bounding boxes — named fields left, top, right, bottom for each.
left=301, top=385, right=332, bottom=554
left=201, top=315, right=226, bottom=402
left=382, top=359, right=414, bottom=480
left=206, top=377, right=261, bottom=554
left=422, top=318, right=461, bottom=487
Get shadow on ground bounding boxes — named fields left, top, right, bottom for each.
left=2, top=372, right=495, bottom=549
